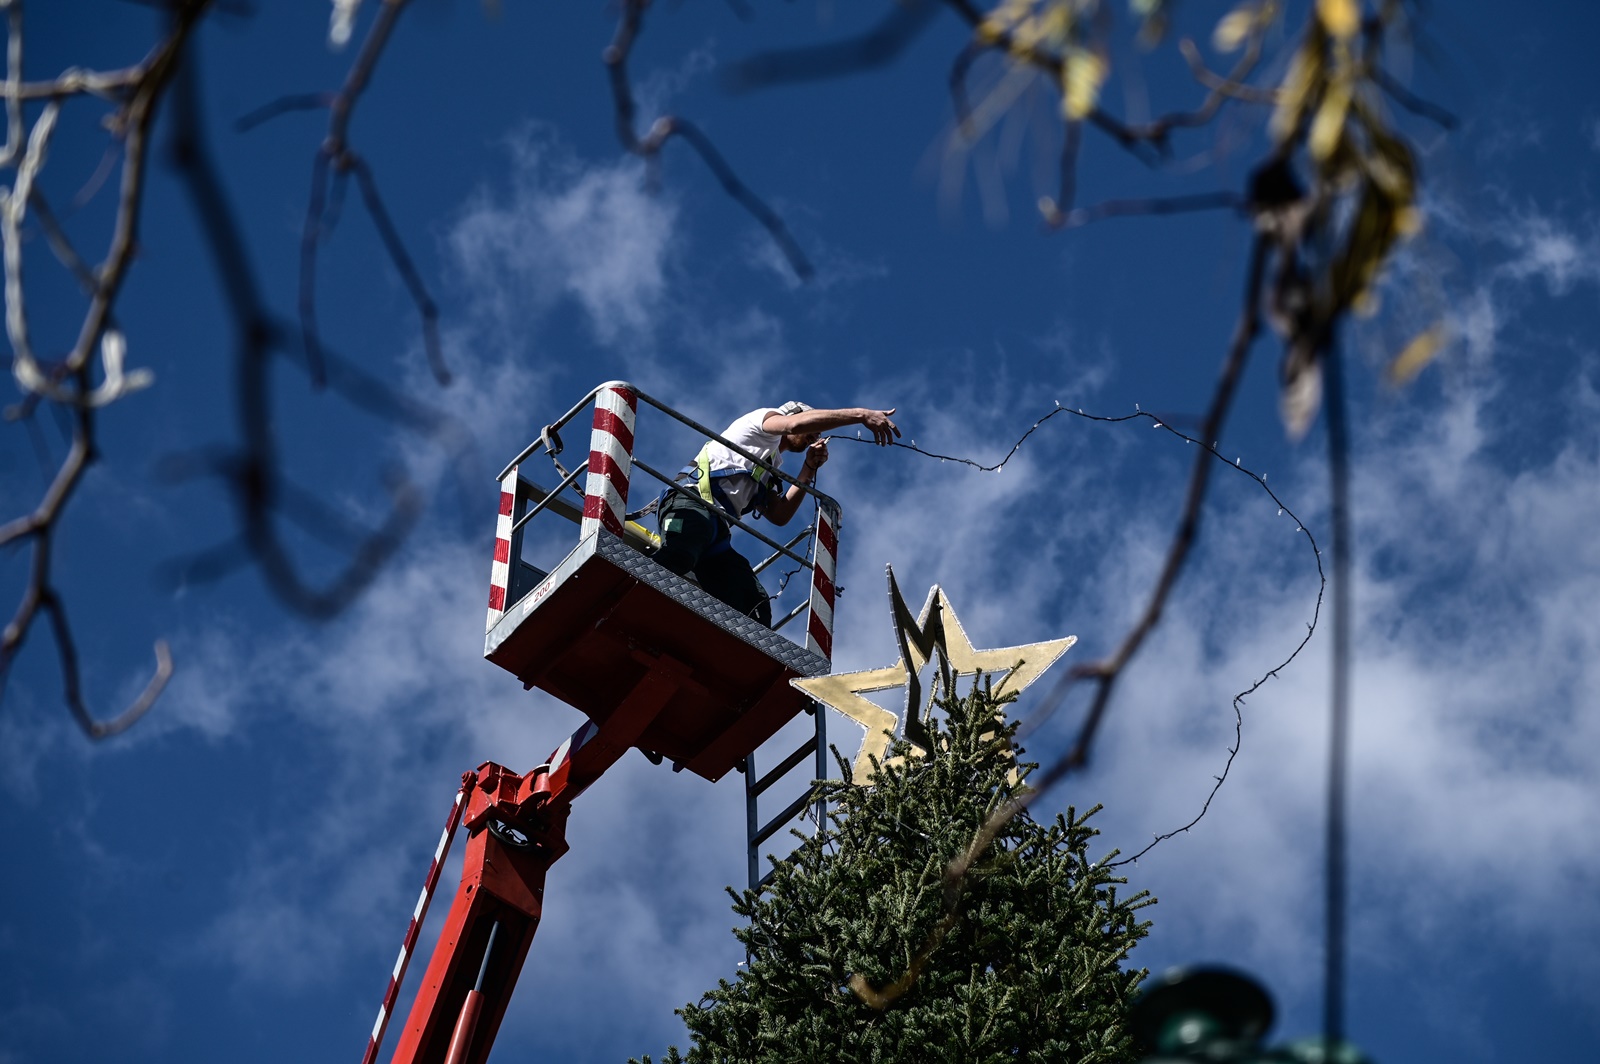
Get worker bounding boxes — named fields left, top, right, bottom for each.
left=655, top=402, right=900, bottom=626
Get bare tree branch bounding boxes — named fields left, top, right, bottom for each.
left=0, top=0, right=23, bottom=169
left=233, top=92, right=332, bottom=133
left=282, top=0, right=448, bottom=387
left=606, top=0, right=813, bottom=280
left=850, top=0, right=1441, bottom=1006
left=347, top=155, right=444, bottom=383
left=940, top=0, right=1274, bottom=187
left=1050, top=188, right=1242, bottom=230
left=167, top=49, right=436, bottom=621
left=1178, top=37, right=1280, bottom=105
left=723, top=0, right=940, bottom=92
left=1373, top=67, right=1457, bottom=129
left=44, top=591, right=172, bottom=739
left=0, top=0, right=208, bottom=737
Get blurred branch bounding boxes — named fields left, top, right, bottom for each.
left=1373, top=67, right=1456, bottom=129
left=233, top=92, right=332, bottom=132
left=723, top=0, right=940, bottom=91
left=167, top=50, right=441, bottom=621
left=606, top=0, right=812, bottom=280
left=841, top=232, right=1327, bottom=1007
left=1047, top=188, right=1242, bottom=229
left=347, top=155, right=440, bottom=377
left=44, top=588, right=172, bottom=738
left=937, top=0, right=1275, bottom=220
left=281, top=0, right=448, bottom=386
left=1178, top=37, right=1279, bottom=104
left=0, top=0, right=207, bottom=737
left=983, top=232, right=1269, bottom=812
left=1321, top=337, right=1352, bottom=1045
left=941, top=0, right=1273, bottom=156
left=0, top=0, right=22, bottom=168
left=850, top=0, right=1444, bottom=1006
left=1045, top=117, right=1082, bottom=221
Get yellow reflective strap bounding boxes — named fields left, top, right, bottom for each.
left=749, top=449, right=774, bottom=486
left=625, top=520, right=662, bottom=550
left=691, top=442, right=776, bottom=512
left=693, top=445, right=716, bottom=506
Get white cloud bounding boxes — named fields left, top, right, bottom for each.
left=742, top=210, right=890, bottom=295
left=1500, top=212, right=1600, bottom=295
left=448, top=126, right=679, bottom=350
left=632, top=45, right=717, bottom=128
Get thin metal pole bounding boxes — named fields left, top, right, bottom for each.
left=509, top=459, right=590, bottom=536
left=1323, top=340, right=1352, bottom=1049
left=772, top=599, right=809, bottom=632
left=361, top=774, right=473, bottom=1064
left=744, top=753, right=760, bottom=892
left=443, top=919, right=500, bottom=1064
left=811, top=703, right=828, bottom=833
left=752, top=525, right=815, bottom=575
left=474, top=919, right=501, bottom=993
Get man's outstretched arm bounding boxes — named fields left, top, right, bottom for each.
left=762, top=406, right=901, bottom=445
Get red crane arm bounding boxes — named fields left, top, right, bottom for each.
left=373, top=649, right=693, bottom=1064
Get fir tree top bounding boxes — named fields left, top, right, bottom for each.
left=634, top=676, right=1156, bottom=1064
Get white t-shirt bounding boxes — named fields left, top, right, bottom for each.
left=701, top=407, right=784, bottom=517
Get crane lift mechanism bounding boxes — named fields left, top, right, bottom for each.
left=363, top=383, right=843, bottom=1064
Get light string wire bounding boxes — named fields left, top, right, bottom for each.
left=832, top=397, right=1325, bottom=868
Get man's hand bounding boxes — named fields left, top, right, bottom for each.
left=859, top=407, right=900, bottom=446
left=801, top=439, right=829, bottom=479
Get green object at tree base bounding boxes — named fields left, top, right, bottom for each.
left=1130, top=966, right=1374, bottom=1064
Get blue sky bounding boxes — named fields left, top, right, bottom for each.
left=3, top=2, right=1599, bottom=1062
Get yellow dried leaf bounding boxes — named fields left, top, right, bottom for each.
left=1212, top=5, right=1254, bottom=52
left=1039, top=4, right=1074, bottom=49
left=1309, top=77, right=1351, bottom=160
left=1133, top=0, right=1169, bottom=43
left=1362, top=122, right=1418, bottom=202
left=1010, top=5, right=1071, bottom=57
left=1062, top=47, right=1108, bottom=120
left=978, top=0, right=1030, bottom=45
left=1280, top=354, right=1323, bottom=440
left=1386, top=323, right=1449, bottom=385
left=1317, top=0, right=1360, bottom=39
left=1270, top=40, right=1320, bottom=142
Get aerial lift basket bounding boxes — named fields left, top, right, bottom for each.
left=363, top=383, right=843, bottom=1064
left=483, top=381, right=841, bottom=782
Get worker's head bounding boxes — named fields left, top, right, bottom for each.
left=775, top=401, right=817, bottom=451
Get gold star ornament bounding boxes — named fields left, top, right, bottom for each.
left=792, top=565, right=1075, bottom=784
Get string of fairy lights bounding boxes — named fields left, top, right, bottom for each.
left=827, top=399, right=1327, bottom=868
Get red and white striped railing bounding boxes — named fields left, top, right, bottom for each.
left=579, top=383, right=637, bottom=540
left=486, top=464, right=519, bottom=632
left=805, top=500, right=839, bottom=664
left=361, top=772, right=476, bottom=1064
left=488, top=381, right=840, bottom=664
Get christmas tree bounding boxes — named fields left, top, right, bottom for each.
left=635, top=677, right=1156, bottom=1064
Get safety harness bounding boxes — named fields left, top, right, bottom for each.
left=650, top=442, right=778, bottom=555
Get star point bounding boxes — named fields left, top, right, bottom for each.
left=793, top=566, right=1075, bottom=784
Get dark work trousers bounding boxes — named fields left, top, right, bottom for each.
left=654, top=491, right=773, bottom=627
